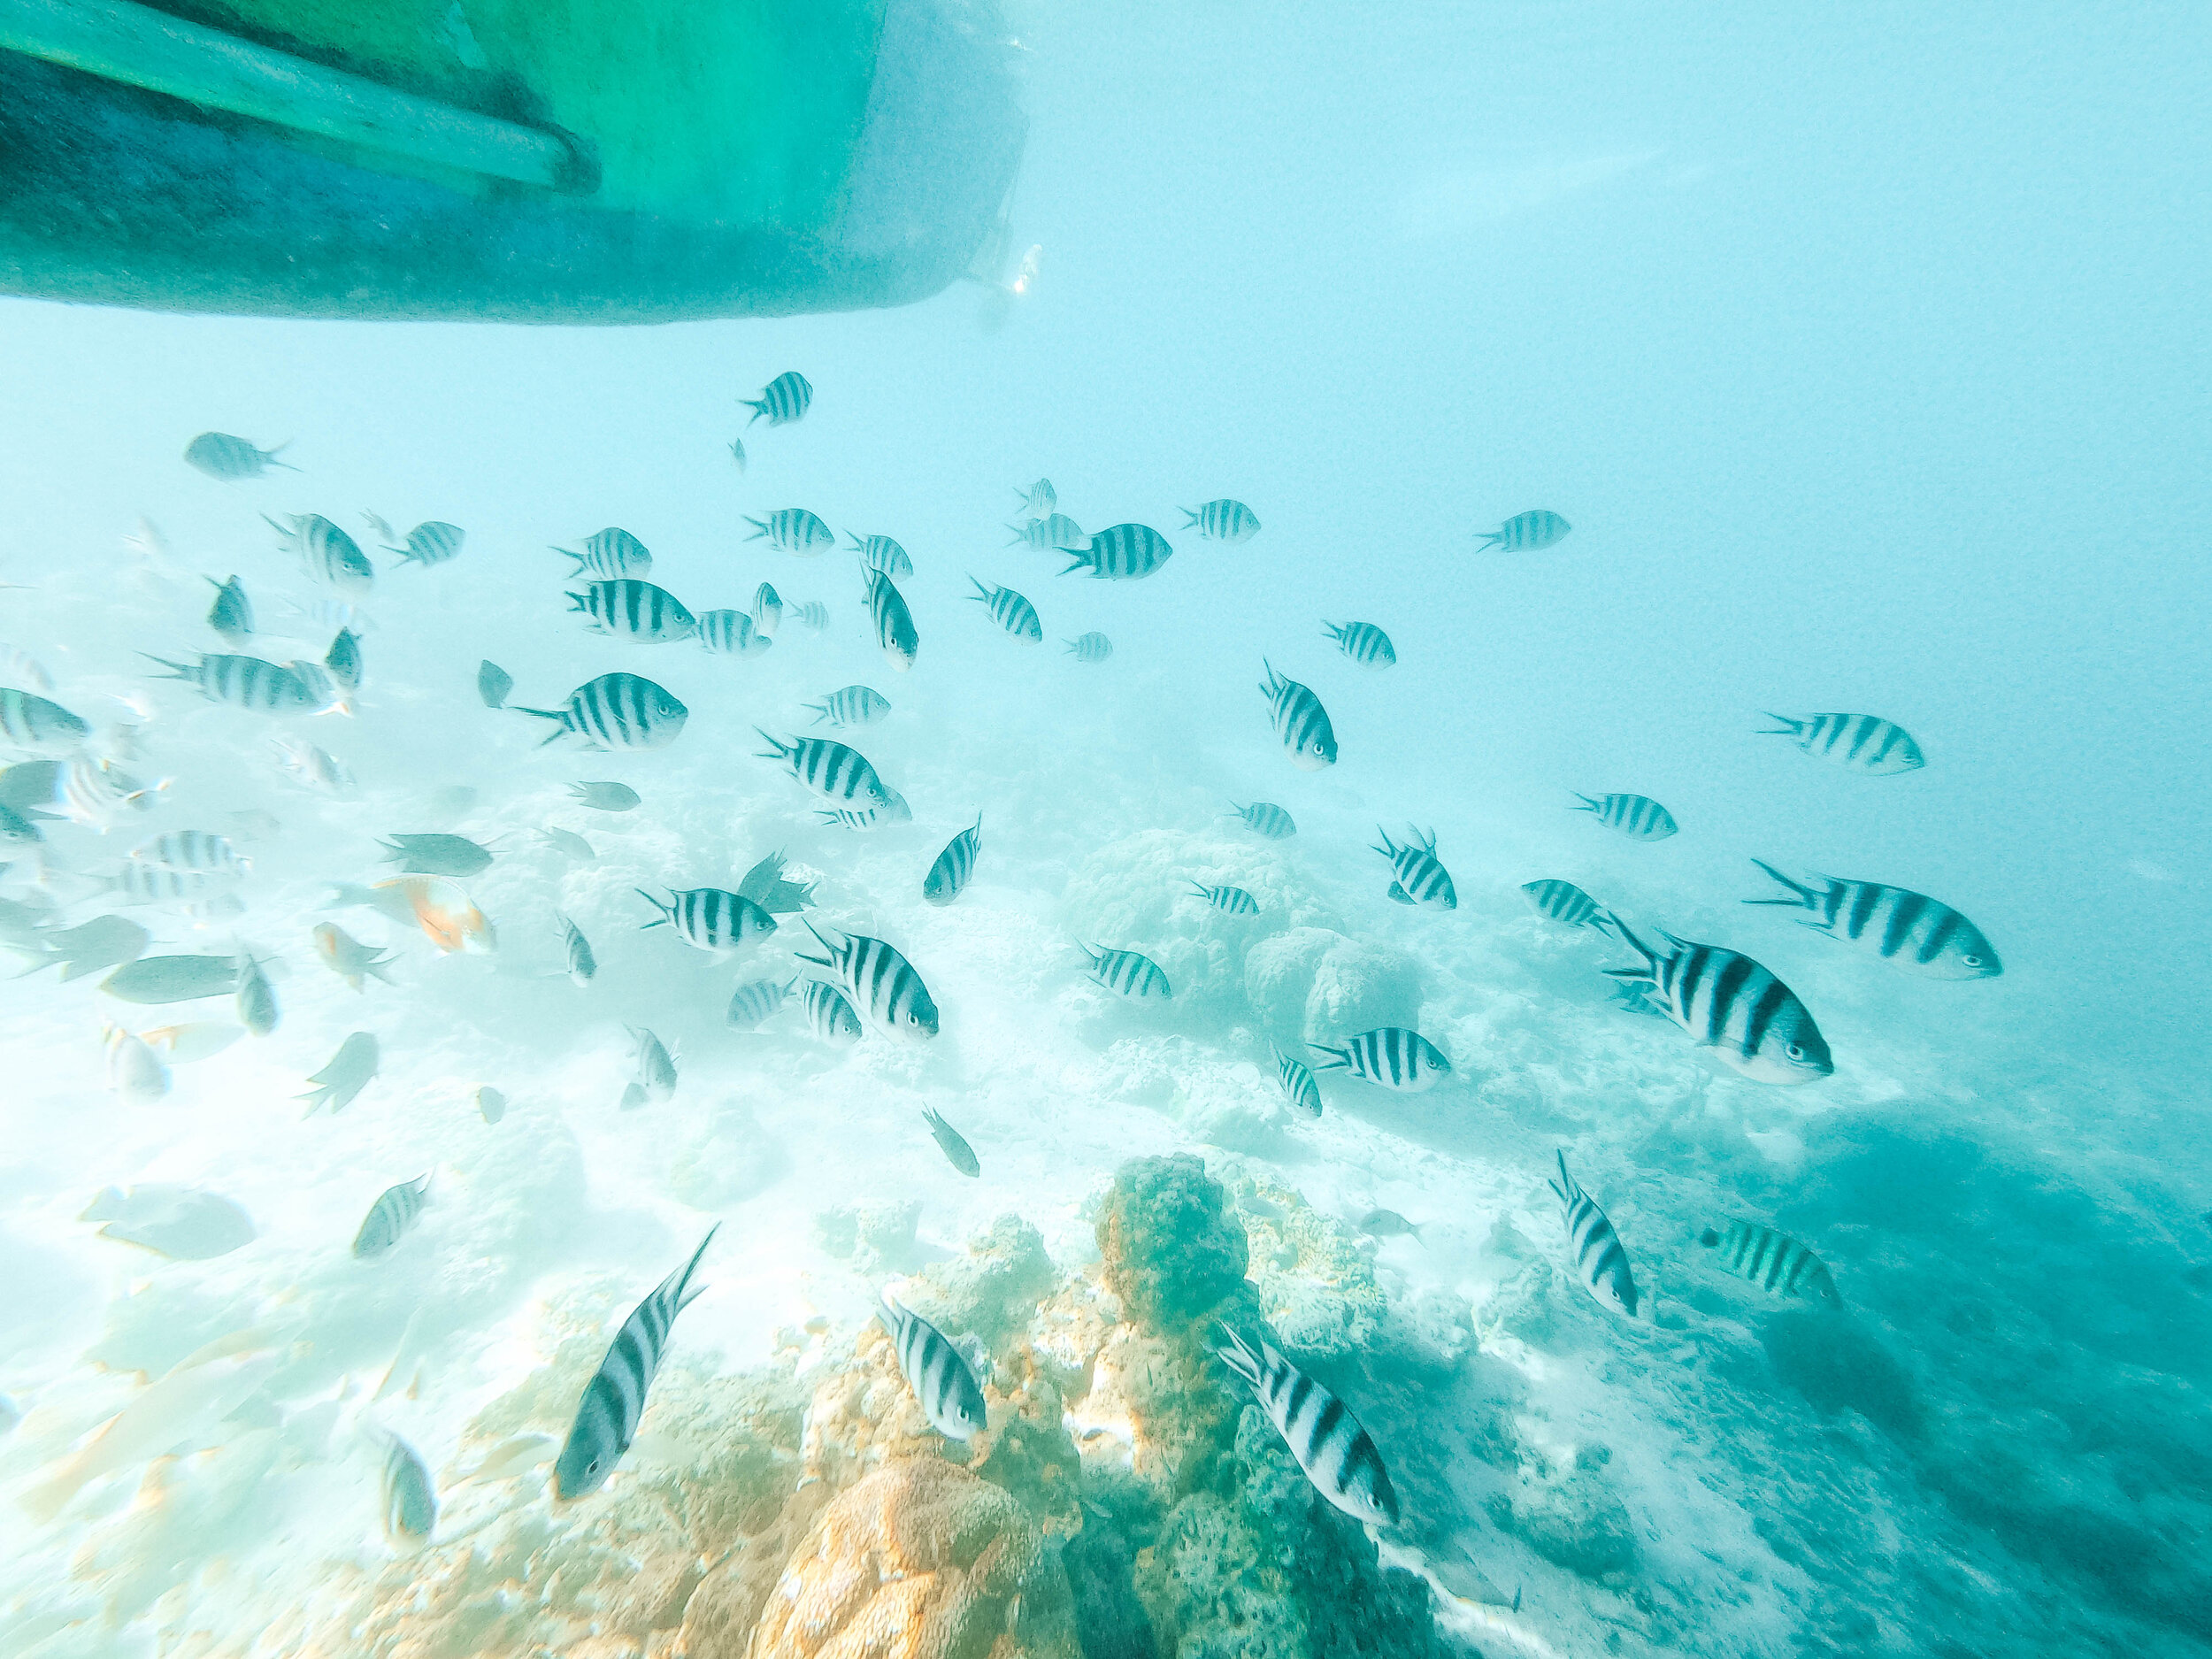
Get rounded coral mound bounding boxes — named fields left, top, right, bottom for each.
left=1095, top=1152, right=1250, bottom=1331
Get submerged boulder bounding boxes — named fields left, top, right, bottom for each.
left=1097, top=1153, right=1249, bottom=1332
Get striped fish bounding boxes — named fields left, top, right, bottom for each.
left=797, top=921, right=940, bottom=1039
left=1064, top=632, right=1112, bottom=664
left=698, top=609, right=772, bottom=657
left=324, top=627, right=363, bottom=693
left=557, top=528, right=652, bottom=579
left=818, top=790, right=910, bottom=831
left=377, top=1431, right=436, bottom=1548
left=1373, top=826, right=1455, bottom=910
left=552, top=1226, right=718, bottom=1499
left=1065, top=522, right=1174, bottom=580
left=266, top=513, right=373, bottom=594
left=745, top=508, right=835, bottom=554
left=1521, top=879, right=1610, bottom=931
left=206, top=575, right=254, bottom=643
left=1479, top=510, right=1571, bottom=553
left=753, top=583, right=783, bottom=636
left=1228, top=800, right=1297, bottom=839
left=185, top=431, right=294, bottom=480
left=514, top=673, right=687, bottom=749
left=1009, top=513, right=1087, bottom=552
left=1760, top=711, right=1924, bottom=775
left=1745, top=861, right=1999, bottom=979
left=969, top=577, right=1043, bottom=642
left=865, top=569, right=919, bottom=672
left=1261, top=661, right=1338, bottom=771
left=145, top=653, right=314, bottom=714
left=924, top=815, right=983, bottom=906
left=807, top=685, right=891, bottom=728
left=478, top=660, right=512, bottom=709
left=1183, top=498, right=1261, bottom=542
left=1309, top=1027, right=1448, bottom=1092
left=922, top=1108, right=980, bottom=1178
left=621, top=1026, right=677, bottom=1110
left=1273, top=1044, right=1323, bottom=1117
left=879, top=1292, right=987, bottom=1439
left=1574, top=792, right=1677, bottom=841
left=64, top=757, right=155, bottom=826
left=567, top=580, right=696, bottom=643
left=803, top=979, right=863, bottom=1045
left=726, top=975, right=795, bottom=1030
left=744, top=370, right=812, bottom=426
left=1081, top=944, right=1171, bottom=1001
left=1189, top=882, right=1259, bottom=916
left=569, top=780, right=638, bottom=810
left=848, top=533, right=913, bottom=580
left=754, top=730, right=889, bottom=808
left=234, top=955, right=278, bottom=1036
left=1015, top=478, right=1056, bottom=518
left=130, top=830, right=242, bottom=874
left=351, top=1173, right=430, bottom=1259
left=1324, top=620, right=1395, bottom=668
left=273, top=738, right=351, bottom=795
left=0, top=687, right=88, bottom=751
left=1547, top=1151, right=1643, bottom=1318
left=559, top=913, right=596, bottom=985
left=636, top=887, right=777, bottom=954
left=1700, top=1218, right=1839, bottom=1303
left=793, top=600, right=830, bottom=631
left=285, top=657, right=346, bottom=716
left=389, top=521, right=465, bottom=567
left=111, top=862, right=230, bottom=904
left=1214, top=1326, right=1398, bottom=1524
left=1602, top=917, right=1833, bottom=1084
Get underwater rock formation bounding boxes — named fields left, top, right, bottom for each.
left=1240, top=926, right=1425, bottom=1048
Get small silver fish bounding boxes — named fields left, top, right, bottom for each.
left=206, top=576, right=255, bottom=644
left=726, top=976, right=795, bottom=1029
left=540, top=826, right=594, bottom=860
left=478, top=661, right=513, bottom=709
left=568, top=780, right=639, bottom=811
left=104, top=1023, right=170, bottom=1102
left=380, top=833, right=493, bottom=877
left=301, top=1032, right=380, bottom=1113
left=559, top=913, right=596, bottom=985
left=922, top=1108, right=980, bottom=1178
left=273, top=737, right=355, bottom=795
left=620, top=1026, right=676, bottom=1109
left=353, top=1173, right=430, bottom=1259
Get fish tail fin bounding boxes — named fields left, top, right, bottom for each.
left=140, top=654, right=193, bottom=680
left=1059, top=549, right=1092, bottom=575
left=966, top=574, right=990, bottom=602
left=634, top=888, right=670, bottom=927
left=1181, top=507, right=1200, bottom=528
left=750, top=727, right=790, bottom=764
left=1306, top=1042, right=1348, bottom=1072
left=1370, top=824, right=1394, bottom=858
left=1212, top=1324, right=1263, bottom=1386
left=1744, top=858, right=1816, bottom=908
left=1004, top=525, right=1029, bottom=547
left=669, top=1223, right=719, bottom=1314
left=743, top=397, right=766, bottom=425
left=1571, top=794, right=1601, bottom=812
left=1756, top=712, right=1804, bottom=736
left=1549, top=1148, right=1578, bottom=1206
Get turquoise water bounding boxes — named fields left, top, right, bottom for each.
left=0, top=4, right=2207, bottom=1656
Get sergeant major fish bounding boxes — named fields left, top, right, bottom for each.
left=0, top=688, right=90, bottom=752
left=1574, top=792, right=1677, bottom=841
left=352, top=1173, right=430, bottom=1259
left=744, top=508, right=835, bottom=554
left=847, top=533, right=912, bottom=581
left=1522, top=879, right=1611, bottom=931
left=1261, top=661, right=1337, bottom=771
left=808, top=685, right=890, bottom=728
left=265, top=513, right=373, bottom=595
left=1065, top=522, right=1173, bottom=580
left=1273, top=1044, right=1323, bottom=1117
left=968, top=577, right=1043, bottom=641
left=1759, top=711, right=1924, bottom=775
left=1308, top=1027, right=1449, bottom=1091
left=698, top=609, right=772, bottom=657
left=146, top=652, right=314, bottom=715
left=1373, top=826, right=1455, bottom=910
left=184, top=432, right=295, bottom=480
left=206, top=576, right=254, bottom=644
left=754, top=730, right=889, bottom=808
left=865, top=569, right=919, bottom=671
left=1065, top=632, right=1112, bottom=664
left=1745, top=861, right=1999, bottom=979
left=553, top=1226, right=718, bottom=1499
left=752, top=583, right=783, bottom=636
left=235, top=954, right=278, bottom=1035
left=726, top=976, right=795, bottom=1030
left=1479, top=510, right=1571, bottom=552
left=1184, top=498, right=1261, bottom=542
left=803, top=979, right=863, bottom=1045
left=878, top=1292, right=987, bottom=1440
left=1699, top=1218, right=1839, bottom=1303
left=1190, top=882, right=1259, bottom=915
left=568, top=579, right=696, bottom=643
left=793, top=600, right=830, bottom=631
left=1228, top=800, right=1296, bottom=839
left=743, top=371, right=811, bottom=426
left=635, top=886, right=777, bottom=955
left=514, top=674, right=687, bottom=749
left=797, top=921, right=939, bottom=1038
left=1015, top=478, right=1056, bottom=518
left=1008, top=513, right=1087, bottom=552
left=555, top=527, right=652, bottom=579
left=1602, top=917, right=1833, bottom=1084
left=923, top=815, right=983, bottom=906
left=1081, top=944, right=1172, bottom=1001
left=1325, top=620, right=1395, bottom=667
left=1214, top=1326, right=1399, bottom=1524
left=1548, top=1151, right=1644, bottom=1319
left=620, top=1027, right=677, bottom=1110
left=375, top=1430, right=437, bottom=1548
left=558, top=913, right=596, bottom=985
left=388, top=521, right=465, bottom=568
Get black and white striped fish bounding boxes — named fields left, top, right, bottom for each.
left=803, top=979, right=863, bottom=1045
left=1064, top=632, right=1112, bottom=664
left=621, top=1026, right=677, bottom=1110
left=1373, top=826, right=1455, bottom=910
left=1189, top=881, right=1259, bottom=915
left=797, top=921, right=940, bottom=1039
left=753, top=583, right=784, bottom=636
left=131, top=830, right=242, bottom=874
left=1081, top=944, right=1171, bottom=1001
left=879, top=1292, right=987, bottom=1439
left=1066, top=522, right=1174, bottom=580
left=924, top=815, right=983, bottom=906
left=1521, top=879, right=1611, bottom=932
left=552, top=1226, right=718, bottom=1499
left=1309, top=1027, right=1449, bottom=1091
left=558, top=912, right=596, bottom=985
left=793, top=600, right=830, bottom=630
left=567, top=580, right=696, bottom=643
left=818, top=789, right=911, bottom=831
left=1261, top=661, right=1337, bottom=771
left=478, top=660, right=512, bottom=709
left=1574, top=792, right=1677, bottom=841
left=266, top=513, right=373, bottom=594
left=1479, top=510, right=1571, bottom=553
left=1273, top=1044, right=1323, bottom=1117
left=1759, top=711, right=1925, bottom=775
left=111, top=860, right=236, bottom=904
left=388, top=520, right=465, bottom=567
left=514, top=673, right=687, bottom=749
left=636, top=886, right=777, bottom=955
left=1015, top=478, right=1056, bottom=518
left=1602, top=917, right=1833, bottom=1084
left=285, top=657, right=346, bottom=716
left=1324, top=620, right=1395, bottom=668
left=726, top=975, right=795, bottom=1030
left=351, top=1173, right=430, bottom=1259
left=1745, top=861, right=2000, bottom=979
left=848, top=533, right=913, bottom=580
left=146, top=652, right=315, bottom=714
left=1547, top=1151, right=1643, bottom=1319
left=1183, top=498, right=1261, bottom=542
left=206, top=576, right=254, bottom=644
left=376, top=1430, right=436, bottom=1548
left=969, top=577, right=1042, bottom=642
left=922, top=1108, right=981, bottom=1178
left=865, top=569, right=919, bottom=671
left=1214, top=1326, right=1398, bottom=1525
left=185, top=432, right=294, bottom=480
left=744, top=370, right=812, bottom=426
left=745, top=508, right=835, bottom=554
left=807, top=685, right=891, bottom=728
left=557, top=527, right=652, bottom=579
left=1700, top=1218, right=1839, bottom=1303
left=755, top=730, right=889, bottom=808
left=0, top=688, right=88, bottom=751
left=698, top=609, right=772, bottom=657
left=1009, top=513, right=1087, bottom=552
left=324, top=627, right=363, bottom=694
left=1228, top=800, right=1297, bottom=839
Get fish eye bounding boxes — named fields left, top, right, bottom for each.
left=587, top=1458, right=600, bottom=1475
left=1962, top=954, right=1982, bottom=966
left=1786, top=1042, right=1805, bottom=1060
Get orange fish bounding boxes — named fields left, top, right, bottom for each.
left=373, top=877, right=494, bottom=954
